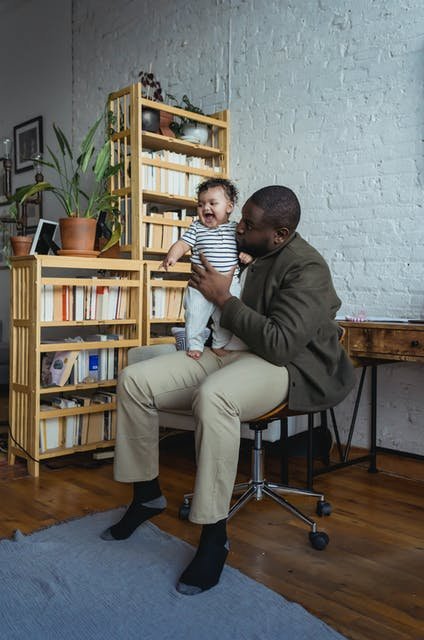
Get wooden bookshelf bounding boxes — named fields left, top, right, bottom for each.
left=108, top=81, right=230, bottom=346
left=8, top=255, right=142, bottom=476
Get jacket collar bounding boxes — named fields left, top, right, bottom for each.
left=256, top=231, right=299, bottom=262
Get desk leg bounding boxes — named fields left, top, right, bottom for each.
left=368, top=365, right=378, bottom=473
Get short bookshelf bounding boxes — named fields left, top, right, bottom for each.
left=8, top=254, right=142, bottom=477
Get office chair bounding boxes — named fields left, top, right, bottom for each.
left=179, top=328, right=347, bottom=550
left=179, top=401, right=332, bottom=550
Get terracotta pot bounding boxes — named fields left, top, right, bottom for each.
left=97, top=237, right=121, bottom=258
left=159, top=110, right=175, bottom=137
left=59, top=217, right=97, bottom=255
left=10, top=235, right=33, bottom=256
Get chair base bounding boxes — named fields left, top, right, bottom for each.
left=180, top=429, right=332, bottom=550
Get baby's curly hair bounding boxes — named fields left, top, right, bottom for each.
left=196, top=178, right=239, bottom=204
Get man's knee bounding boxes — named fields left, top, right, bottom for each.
left=118, top=362, right=149, bottom=397
left=192, top=381, right=239, bottom=420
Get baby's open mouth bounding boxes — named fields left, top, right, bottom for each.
left=204, top=213, right=215, bottom=223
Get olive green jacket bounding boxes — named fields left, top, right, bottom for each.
left=220, top=233, right=356, bottom=411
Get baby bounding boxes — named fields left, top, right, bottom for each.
left=161, top=178, right=250, bottom=359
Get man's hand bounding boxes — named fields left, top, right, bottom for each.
left=188, top=253, right=236, bottom=308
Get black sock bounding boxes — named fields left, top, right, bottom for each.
left=177, top=519, right=229, bottom=595
left=101, top=478, right=166, bottom=541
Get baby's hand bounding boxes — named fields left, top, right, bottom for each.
left=159, top=255, right=176, bottom=271
left=239, top=252, right=253, bottom=265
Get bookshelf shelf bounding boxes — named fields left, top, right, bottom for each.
left=8, top=254, right=142, bottom=477
left=40, top=380, right=117, bottom=395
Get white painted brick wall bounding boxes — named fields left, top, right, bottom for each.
left=72, top=0, right=424, bottom=454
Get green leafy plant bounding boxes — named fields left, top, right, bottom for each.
left=166, top=94, right=208, bottom=137
left=16, top=116, right=122, bottom=220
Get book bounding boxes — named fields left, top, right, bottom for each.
left=86, top=334, right=109, bottom=380
left=40, top=352, right=55, bottom=387
left=42, top=284, right=54, bottom=322
left=50, top=396, right=77, bottom=448
left=39, top=405, right=60, bottom=452
left=50, top=350, right=80, bottom=387
left=69, top=394, right=91, bottom=445
left=74, top=285, right=85, bottom=321
left=86, top=408, right=104, bottom=444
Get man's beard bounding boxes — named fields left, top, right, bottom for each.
left=237, top=237, right=269, bottom=258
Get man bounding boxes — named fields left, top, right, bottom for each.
left=101, top=186, right=356, bottom=595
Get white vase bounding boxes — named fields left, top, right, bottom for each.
left=180, top=123, right=209, bottom=145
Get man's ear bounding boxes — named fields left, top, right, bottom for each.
left=274, top=227, right=290, bottom=244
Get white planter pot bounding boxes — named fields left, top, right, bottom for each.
left=180, top=122, right=209, bottom=145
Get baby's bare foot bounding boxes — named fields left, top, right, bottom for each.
left=187, top=350, right=202, bottom=359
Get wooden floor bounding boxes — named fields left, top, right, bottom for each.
left=0, top=434, right=423, bottom=640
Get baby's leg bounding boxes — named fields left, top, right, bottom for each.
left=184, top=286, right=214, bottom=358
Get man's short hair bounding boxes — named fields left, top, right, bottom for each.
left=250, top=186, right=301, bottom=233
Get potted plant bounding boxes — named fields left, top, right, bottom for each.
left=166, top=94, right=210, bottom=144
left=1, top=182, right=50, bottom=260
left=138, top=70, right=164, bottom=134
left=17, top=116, right=122, bottom=256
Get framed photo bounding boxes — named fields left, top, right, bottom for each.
left=13, top=116, right=43, bottom=174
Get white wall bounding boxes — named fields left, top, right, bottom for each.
left=0, top=0, right=73, bottom=334
left=72, top=0, right=424, bottom=454
left=2, top=0, right=423, bottom=453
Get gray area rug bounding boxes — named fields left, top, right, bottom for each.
left=0, top=509, right=346, bottom=640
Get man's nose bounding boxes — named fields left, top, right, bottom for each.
left=236, top=221, right=244, bottom=234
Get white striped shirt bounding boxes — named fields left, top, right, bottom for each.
left=181, top=220, right=239, bottom=273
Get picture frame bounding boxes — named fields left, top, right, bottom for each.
left=13, top=116, right=43, bottom=174
left=29, top=219, right=59, bottom=255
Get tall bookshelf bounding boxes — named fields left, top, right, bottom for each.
left=8, top=255, right=142, bottom=476
left=108, top=82, right=230, bottom=343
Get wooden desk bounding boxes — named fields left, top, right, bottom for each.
left=334, top=321, right=424, bottom=472
left=341, top=320, right=424, bottom=365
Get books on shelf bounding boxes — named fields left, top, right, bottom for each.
left=40, top=279, right=130, bottom=322
left=143, top=206, right=191, bottom=252
left=141, top=149, right=212, bottom=197
left=39, top=391, right=117, bottom=451
left=41, top=333, right=123, bottom=388
left=150, top=283, right=185, bottom=320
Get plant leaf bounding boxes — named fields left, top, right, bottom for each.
left=53, top=124, right=73, bottom=159
left=93, top=141, right=111, bottom=182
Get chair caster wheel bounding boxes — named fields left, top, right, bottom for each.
left=309, top=531, right=329, bottom=550
left=316, top=500, right=332, bottom=516
left=179, top=503, right=190, bottom=520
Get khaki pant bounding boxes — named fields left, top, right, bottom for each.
left=114, top=348, right=289, bottom=524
